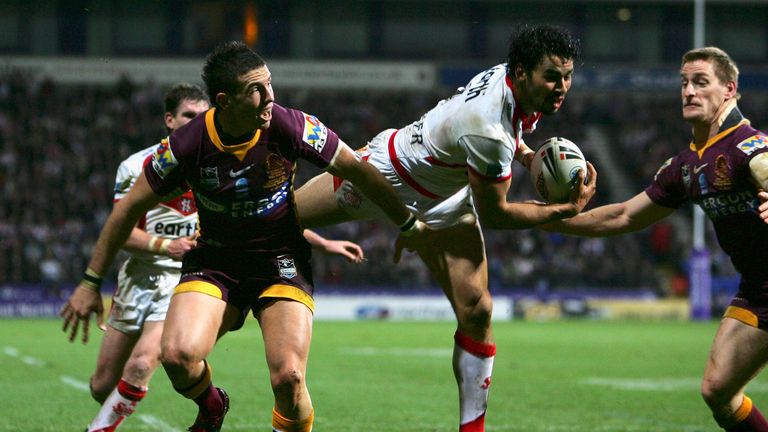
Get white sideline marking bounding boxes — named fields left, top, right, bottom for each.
left=61, top=375, right=90, bottom=392
left=582, top=377, right=768, bottom=392
left=60, top=377, right=182, bottom=431
left=137, top=414, right=182, bottom=432
left=343, top=347, right=452, bottom=357
left=4, top=346, right=44, bottom=366
left=22, top=356, right=44, bottom=366
left=582, top=377, right=699, bottom=391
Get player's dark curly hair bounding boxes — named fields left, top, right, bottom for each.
left=202, top=41, right=266, bottom=106
left=506, top=24, right=581, bottom=76
left=164, top=82, right=208, bottom=115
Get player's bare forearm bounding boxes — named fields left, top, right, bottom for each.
left=122, top=227, right=196, bottom=260
left=89, top=175, right=163, bottom=274
left=122, top=227, right=154, bottom=253
left=329, top=148, right=410, bottom=227
left=543, top=192, right=674, bottom=236
left=88, top=201, right=152, bottom=274
left=471, top=166, right=596, bottom=230
left=543, top=202, right=631, bottom=236
left=352, top=162, right=410, bottom=225
left=479, top=200, right=581, bottom=230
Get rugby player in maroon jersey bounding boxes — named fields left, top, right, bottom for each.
left=545, top=47, right=768, bottom=431
left=60, top=41, right=431, bottom=432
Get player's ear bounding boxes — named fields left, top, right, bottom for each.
left=215, top=92, right=230, bottom=109
left=163, top=111, right=175, bottom=130
left=725, top=80, right=738, bottom=99
left=512, top=64, right=527, bottom=83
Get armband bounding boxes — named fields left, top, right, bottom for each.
left=81, top=267, right=103, bottom=292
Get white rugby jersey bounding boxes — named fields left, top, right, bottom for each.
left=114, top=144, right=198, bottom=268
left=391, top=63, right=541, bottom=199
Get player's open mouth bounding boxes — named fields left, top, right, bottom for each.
left=261, top=110, right=272, bottom=122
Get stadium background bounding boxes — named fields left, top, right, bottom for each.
left=2, top=0, right=768, bottom=321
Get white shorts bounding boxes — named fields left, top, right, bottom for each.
left=108, top=258, right=180, bottom=334
left=335, top=129, right=477, bottom=229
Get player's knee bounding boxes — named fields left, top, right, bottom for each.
left=271, top=367, right=305, bottom=401
left=89, top=376, right=110, bottom=404
left=124, top=354, right=159, bottom=383
left=160, top=342, right=198, bottom=371
left=459, top=292, right=493, bottom=329
left=700, top=377, right=733, bottom=408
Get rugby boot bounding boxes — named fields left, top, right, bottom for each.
left=187, top=387, right=229, bottom=432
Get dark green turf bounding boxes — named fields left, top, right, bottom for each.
left=1, top=318, right=756, bottom=431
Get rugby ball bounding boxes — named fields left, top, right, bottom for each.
left=529, top=137, right=587, bottom=203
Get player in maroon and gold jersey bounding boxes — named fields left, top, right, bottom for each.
left=60, top=41, right=430, bottom=432
left=546, top=47, right=768, bottom=431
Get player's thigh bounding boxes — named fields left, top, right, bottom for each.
left=162, top=291, right=228, bottom=359
left=294, top=172, right=353, bottom=228
left=417, top=221, right=488, bottom=306
left=705, top=317, right=768, bottom=392
left=257, top=299, right=313, bottom=373
left=93, top=326, right=139, bottom=384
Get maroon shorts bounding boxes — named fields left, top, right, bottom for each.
left=175, top=246, right=315, bottom=331
left=725, top=281, right=768, bottom=330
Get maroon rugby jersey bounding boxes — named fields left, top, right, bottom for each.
left=144, top=104, right=340, bottom=253
left=645, top=110, right=768, bottom=282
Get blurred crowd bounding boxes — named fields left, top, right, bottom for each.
left=4, top=72, right=764, bottom=297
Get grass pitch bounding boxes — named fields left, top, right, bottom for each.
left=0, top=318, right=759, bottom=431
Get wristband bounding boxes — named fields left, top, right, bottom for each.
left=148, top=237, right=172, bottom=254
left=517, top=148, right=534, bottom=158
left=398, top=213, right=418, bottom=233
left=81, top=267, right=103, bottom=292
left=401, top=219, right=424, bottom=237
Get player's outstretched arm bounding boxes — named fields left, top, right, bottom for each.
left=123, top=227, right=197, bottom=261
left=469, top=162, right=597, bottom=229
left=303, top=229, right=364, bottom=263
left=542, top=191, right=675, bottom=236
left=60, top=174, right=162, bottom=344
left=325, top=143, right=430, bottom=243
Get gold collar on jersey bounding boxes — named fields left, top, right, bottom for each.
left=205, top=109, right=262, bottom=161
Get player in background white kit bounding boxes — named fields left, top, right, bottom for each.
left=296, top=25, right=596, bottom=431
left=63, top=83, right=365, bottom=432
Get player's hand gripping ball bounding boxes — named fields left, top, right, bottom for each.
left=529, top=137, right=588, bottom=203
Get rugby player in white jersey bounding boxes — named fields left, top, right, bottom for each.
left=62, top=83, right=366, bottom=432
left=295, top=25, right=596, bottom=431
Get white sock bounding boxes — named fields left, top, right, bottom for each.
left=88, top=380, right=146, bottom=431
left=454, top=331, right=496, bottom=429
